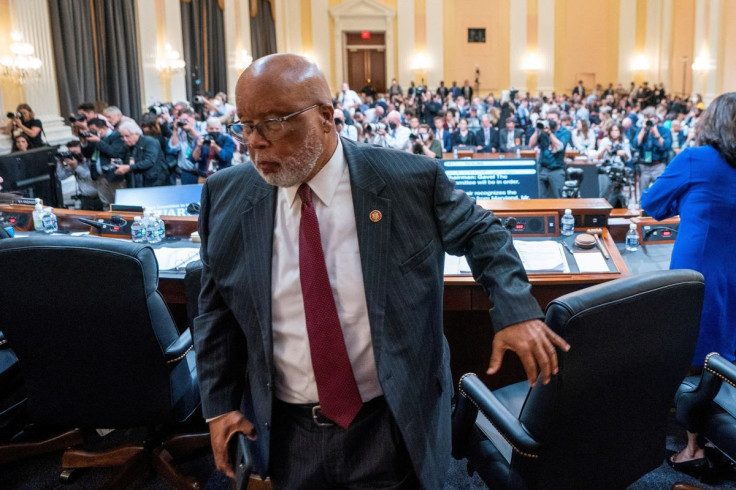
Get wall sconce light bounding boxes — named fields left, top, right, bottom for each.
left=631, top=54, right=651, bottom=72
left=234, top=49, right=253, bottom=70
left=156, top=44, right=186, bottom=76
left=522, top=52, right=542, bottom=72
left=412, top=52, right=429, bottom=72
left=0, top=31, right=43, bottom=84
left=691, top=53, right=712, bottom=72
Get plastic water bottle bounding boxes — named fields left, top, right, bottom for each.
left=155, top=212, right=166, bottom=241
left=32, top=198, right=44, bottom=231
left=452, top=147, right=458, bottom=159
left=516, top=147, right=521, bottom=158
left=146, top=212, right=163, bottom=244
left=561, top=209, right=575, bottom=236
left=626, top=223, right=639, bottom=252
left=41, top=207, right=57, bottom=234
left=131, top=216, right=146, bottom=243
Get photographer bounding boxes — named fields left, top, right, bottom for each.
left=596, top=123, right=632, bottom=201
left=333, top=109, right=358, bottom=141
left=70, top=102, right=108, bottom=137
left=141, top=114, right=177, bottom=185
left=81, top=118, right=127, bottom=206
left=189, top=117, right=235, bottom=181
left=55, top=141, right=103, bottom=210
left=102, top=106, right=135, bottom=131
left=3, top=104, right=45, bottom=148
left=636, top=107, right=672, bottom=199
left=116, top=121, right=169, bottom=188
left=410, top=124, right=442, bottom=159
left=374, top=111, right=411, bottom=150
left=528, top=109, right=571, bottom=198
left=168, top=109, right=202, bottom=184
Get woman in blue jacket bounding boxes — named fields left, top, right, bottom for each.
left=642, top=92, right=736, bottom=477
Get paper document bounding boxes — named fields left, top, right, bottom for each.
left=573, top=252, right=609, bottom=273
left=513, top=240, right=569, bottom=273
left=444, top=254, right=472, bottom=275
left=154, top=247, right=201, bottom=271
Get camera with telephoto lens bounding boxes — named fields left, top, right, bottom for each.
left=177, top=120, right=187, bottom=128
left=193, top=95, right=206, bottom=104
left=68, top=114, right=87, bottom=123
left=100, top=158, right=122, bottom=174
left=561, top=167, right=584, bottom=198
left=79, top=131, right=94, bottom=138
left=55, top=151, right=82, bottom=165
left=6, top=112, right=20, bottom=119
left=536, top=119, right=557, bottom=131
left=148, top=103, right=172, bottom=117
left=202, top=134, right=213, bottom=146
left=366, top=122, right=386, bottom=133
left=597, top=149, right=633, bottom=208
left=645, top=120, right=653, bottom=128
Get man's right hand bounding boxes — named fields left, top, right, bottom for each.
left=209, top=411, right=257, bottom=480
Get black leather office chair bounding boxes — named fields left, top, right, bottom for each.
left=675, top=353, right=736, bottom=465
left=452, top=269, right=705, bottom=489
left=184, top=260, right=203, bottom=329
left=0, top=236, right=208, bottom=488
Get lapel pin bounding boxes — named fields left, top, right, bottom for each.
left=369, top=210, right=382, bottom=223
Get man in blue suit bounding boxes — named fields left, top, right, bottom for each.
left=193, top=54, right=569, bottom=489
left=433, top=115, right=453, bottom=153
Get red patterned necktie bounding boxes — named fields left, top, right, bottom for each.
left=297, top=183, right=362, bottom=428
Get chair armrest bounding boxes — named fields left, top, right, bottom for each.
left=675, top=353, right=736, bottom=431
left=164, top=328, right=193, bottom=364
left=454, top=373, right=540, bottom=459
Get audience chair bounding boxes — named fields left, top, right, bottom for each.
left=675, top=353, right=736, bottom=465
left=0, top=236, right=208, bottom=488
left=452, top=269, right=704, bottom=489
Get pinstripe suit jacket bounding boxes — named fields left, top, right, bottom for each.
left=192, top=137, right=543, bottom=488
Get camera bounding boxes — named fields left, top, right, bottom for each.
left=536, top=119, right=557, bottom=131
left=100, top=158, right=122, bottom=174
left=69, top=114, right=87, bottom=123
left=55, top=151, right=82, bottom=162
left=597, top=157, right=633, bottom=208
left=79, top=131, right=94, bottom=138
left=6, top=112, right=20, bottom=119
left=193, top=95, right=206, bottom=104
left=645, top=120, right=653, bottom=128
left=148, top=103, right=172, bottom=116
left=561, top=167, right=584, bottom=198
left=366, top=122, right=386, bottom=133
left=177, top=120, right=188, bottom=128
left=202, top=134, right=213, bottom=146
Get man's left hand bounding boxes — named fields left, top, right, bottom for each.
left=114, top=164, right=132, bottom=175
left=487, top=319, right=570, bottom=387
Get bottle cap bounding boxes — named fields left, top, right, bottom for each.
left=564, top=208, right=571, bottom=214
left=630, top=223, right=636, bottom=230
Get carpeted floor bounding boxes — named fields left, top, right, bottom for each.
left=3, top=413, right=735, bottom=489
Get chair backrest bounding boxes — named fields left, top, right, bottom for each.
left=184, top=260, right=203, bottom=328
left=517, top=269, right=704, bottom=488
left=0, top=236, right=182, bottom=428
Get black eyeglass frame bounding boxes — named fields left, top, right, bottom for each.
left=226, top=103, right=322, bottom=144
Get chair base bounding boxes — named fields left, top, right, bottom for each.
left=0, top=428, right=84, bottom=464
left=61, top=431, right=211, bottom=490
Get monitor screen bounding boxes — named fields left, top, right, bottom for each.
left=442, top=158, right=538, bottom=200
left=114, top=184, right=203, bottom=216
left=0, top=146, right=61, bottom=207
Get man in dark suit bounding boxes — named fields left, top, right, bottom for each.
left=115, top=121, right=169, bottom=188
left=461, top=79, right=473, bottom=100
left=193, top=54, right=569, bottom=489
left=498, top=117, right=525, bottom=153
left=434, top=115, right=452, bottom=153
left=475, top=114, right=498, bottom=153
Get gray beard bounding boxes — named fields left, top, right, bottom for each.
left=253, top=128, right=323, bottom=187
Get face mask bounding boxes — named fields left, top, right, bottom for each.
left=208, top=132, right=219, bottom=139
left=388, top=122, right=397, bottom=131
left=214, top=100, right=222, bottom=107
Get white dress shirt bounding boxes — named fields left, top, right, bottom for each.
left=271, top=139, right=382, bottom=404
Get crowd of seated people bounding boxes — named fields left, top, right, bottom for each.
left=333, top=79, right=705, bottom=199
left=1, top=80, right=706, bottom=209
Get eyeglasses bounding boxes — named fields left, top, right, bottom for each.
left=226, top=104, right=321, bottom=145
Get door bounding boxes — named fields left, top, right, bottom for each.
left=345, top=32, right=386, bottom=94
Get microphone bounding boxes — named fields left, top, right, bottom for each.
left=186, top=202, right=201, bottom=215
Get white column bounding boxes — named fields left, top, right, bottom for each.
left=137, top=0, right=163, bottom=106
left=704, top=0, right=720, bottom=103
left=275, top=0, right=301, bottom=53
left=509, top=0, right=527, bottom=92
left=618, top=0, right=636, bottom=85
left=537, top=0, right=555, bottom=95
left=164, top=0, right=186, bottom=103
left=425, top=0, right=443, bottom=89
left=11, top=0, right=72, bottom=145
left=658, top=0, right=673, bottom=86
left=692, top=0, right=707, bottom=98
left=224, top=0, right=253, bottom=103
left=312, top=0, right=331, bottom=87
left=397, top=0, right=414, bottom=89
